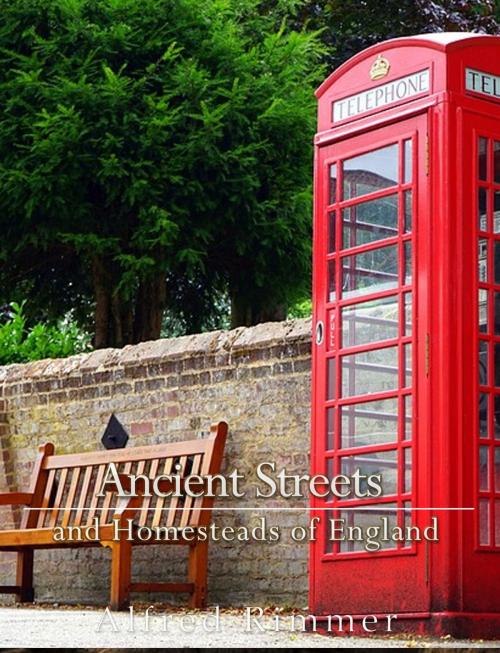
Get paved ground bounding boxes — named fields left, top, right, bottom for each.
left=0, top=606, right=499, bottom=648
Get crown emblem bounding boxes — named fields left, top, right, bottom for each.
left=370, top=55, right=390, bottom=81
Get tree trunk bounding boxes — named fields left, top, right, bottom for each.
left=111, top=293, right=135, bottom=349
left=255, top=303, right=287, bottom=324
left=230, top=293, right=253, bottom=328
left=132, top=273, right=167, bottom=343
left=230, top=292, right=287, bottom=328
left=111, top=291, right=123, bottom=348
left=92, top=256, right=111, bottom=349
left=92, top=258, right=166, bottom=348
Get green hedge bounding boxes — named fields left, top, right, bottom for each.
left=0, top=303, right=91, bottom=365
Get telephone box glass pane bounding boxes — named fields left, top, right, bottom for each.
left=404, top=190, right=412, bottom=233
left=494, top=242, right=500, bottom=285
left=328, top=260, right=336, bottom=302
left=404, top=447, right=412, bottom=493
left=495, top=141, right=500, bottom=184
left=479, top=446, right=489, bottom=490
left=495, top=292, right=500, bottom=335
left=478, top=239, right=488, bottom=282
left=404, top=241, right=412, bottom=285
left=341, top=450, right=397, bottom=496
left=342, top=346, right=398, bottom=397
left=327, top=358, right=336, bottom=400
left=494, top=191, right=500, bottom=233
left=495, top=344, right=500, bottom=388
left=340, top=397, right=398, bottom=448
left=326, top=459, right=335, bottom=499
left=479, top=341, right=489, bottom=387
left=403, top=139, right=412, bottom=184
left=326, top=407, right=335, bottom=450
left=479, top=138, right=488, bottom=181
left=479, top=289, right=488, bottom=333
left=329, top=163, right=337, bottom=204
left=339, top=504, right=397, bottom=552
left=495, top=448, right=500, bottom=491
left=404, top=395, right=412, bottom=440
left=341, top=295, right=398, bottom=347
left=338, top=511, right=355, bottom=553
left=403, top=343, right=412, bottom=388
left=494, top=395, right=500, bottom=439
left=403, top=502, right=412, bottom=547
left=478, top=188, right=488, bottom=231
left=404, top=293, right=412, bottom=336
left=342, top=244, right=398, bottom=298
left=328, top=211, right=336, bottom=253
left=343, top=144, right=398, bottom=200
left=479, top=393, right=489, bottom=437
left=342, top=194, right=398, bottom=248
left=479, top=499, right=490, bottom=545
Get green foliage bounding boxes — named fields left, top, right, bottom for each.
left=0, top=303, right=91, bottom=364
left=288, top=297, right=312, bottom=319
left=4, top=0, right=494, bottom=345
left=0, top=0, right=326, bottom=345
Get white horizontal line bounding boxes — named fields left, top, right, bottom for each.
left=24, top=506, right=475, bottom=512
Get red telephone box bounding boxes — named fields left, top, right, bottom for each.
left=310, top=33, right=500, bottom=638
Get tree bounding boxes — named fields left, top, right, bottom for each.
left=0, top=0, right=325, bottom=346
left=286, top=0, right=499, bottom=71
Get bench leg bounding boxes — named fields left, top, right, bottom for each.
left=109, top=541, right=132, bottom=611
left=188, top=541, right=208, bottom=609
left=16, top=549, right=34, bottom=603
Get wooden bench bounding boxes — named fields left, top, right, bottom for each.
left=0, top=421, right=227, bottom=610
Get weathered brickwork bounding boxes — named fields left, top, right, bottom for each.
left=0, top=319, right=312, bottom=607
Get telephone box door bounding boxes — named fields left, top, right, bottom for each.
left=311, top=114, right=430, bottom=614
left=462, top=110, right=500, bottom=611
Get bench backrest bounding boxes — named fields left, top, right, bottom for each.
left=21, top=422, right=227, bottom=532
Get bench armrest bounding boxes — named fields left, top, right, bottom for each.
left=0, top=492, right=33, bottom=507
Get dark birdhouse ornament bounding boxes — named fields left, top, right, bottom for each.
left=101, top=414, right=129, bottom=450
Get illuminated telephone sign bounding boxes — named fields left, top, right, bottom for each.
left=311, top=33, right=500, bottom=638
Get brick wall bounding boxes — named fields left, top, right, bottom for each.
left=0, top=319, right=312, bottom=608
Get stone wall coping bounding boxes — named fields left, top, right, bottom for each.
left=0, top=318, right=312, bottom=383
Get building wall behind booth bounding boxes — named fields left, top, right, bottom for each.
left=0, top=319, right=312, bottom=607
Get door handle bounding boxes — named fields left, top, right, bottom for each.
left=315, top=321, right=324, bottom=345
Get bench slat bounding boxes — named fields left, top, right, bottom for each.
left=87, top=465, right=105, bottom=525
left=180, top=454, right=202, bottom=529
left=167, top=456, right=187, bottom=528
left=74, top=466, right=93, bottom=527
left=139, top=459, right=159, bottom=527
left=43, top=439, right=209, bottom=470
left=124, top=460, right=146, bottom=527
left=191, top=437, right=216, bottom=527
left=101, top=470, right=116, bottom=525
left=37, top=469, right=56, bottom=528
left=49, top=469, right=67, bottom=528
left=152, top=457, right=173, bottom=528
left=62, top=467, right=81, bottom=528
